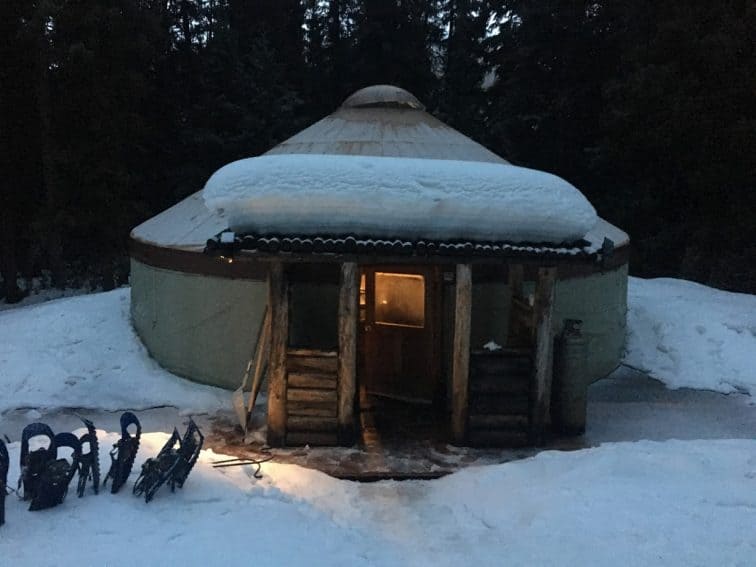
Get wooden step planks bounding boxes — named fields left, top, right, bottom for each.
left=288, top=372, right=337, bottom=390
left=468, top=350, right=534, bottom=447
left=285, top=350, right=339, bottom=446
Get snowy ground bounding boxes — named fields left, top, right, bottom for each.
left=0, top=285, right=90, bottom=312
left=625, top=277, right=756, bottom=395
left=0, top=289, right=227, bottom=414
left=1, top=432, right=755, bottom=566
left=1, top=278, right=755, bottom=565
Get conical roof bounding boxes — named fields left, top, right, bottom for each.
left=265, top=85, right=507, bottom=164
left=131, top=85, right=627, bottom=251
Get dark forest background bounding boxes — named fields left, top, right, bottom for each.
left=1, top=0, right=754, bottom=302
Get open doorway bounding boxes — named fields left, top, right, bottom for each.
left=357, top=265, right=445, bottom=444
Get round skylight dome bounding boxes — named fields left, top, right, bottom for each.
left=341, top=85, right=425, bottom=110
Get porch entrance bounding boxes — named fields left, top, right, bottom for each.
left=357, top=265, right=444, bottom=442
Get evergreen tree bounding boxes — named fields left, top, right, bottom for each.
left=484, top=0, right=617, bottom=190
left=351, top=0, right=442, bottom=102
left=49, top=0, right=165, bottom=288
left=0, top=0, right=754, bottom=296
left=436, top=0, right=492, bottom=143
left=598, top=0, right=756, bottom=290
left=0, top=0, right=44, bottom=300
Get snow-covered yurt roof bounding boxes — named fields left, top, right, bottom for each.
left=131, top=85, right=628, bottom=252
left=203, top=154, right=598, bottom=244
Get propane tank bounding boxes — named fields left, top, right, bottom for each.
left=554, top=319, right=589, bottom=434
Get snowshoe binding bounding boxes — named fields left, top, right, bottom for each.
left=0, top=439, right=8, bottom=526
left=28, top=432, right=82, bottom=511
left=103, top=412, right=141, bottom=493
left=133, top=419, right=203, bottom=503
left=18, top=423, right=56, bottom=502
left=76, top=418, right=100, bottom=497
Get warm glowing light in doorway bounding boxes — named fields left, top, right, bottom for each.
left=374, top=272, right=425, bottom=328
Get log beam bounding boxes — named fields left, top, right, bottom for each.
left=266, top=262, right=288, bottom=447
left=452, top=264, right=472, bottom=443
left=531, top=266, right=557, bottom=445
left=337, top=262, right=358, bottom=445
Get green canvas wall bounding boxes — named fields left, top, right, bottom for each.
left=131, top=259, right=627, bottom=396
left=130, top=259, right=267, bottom=389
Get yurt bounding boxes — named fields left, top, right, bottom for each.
left=129, top=85, right=629, bottom=448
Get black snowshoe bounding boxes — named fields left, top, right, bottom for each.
left=28, top=432, right=82, bottom=511
left=76, top=418, right=100, bottom=497
left=103, top=412, right=141, bottom=493
left=133, top=419, right=203, bottom=503
left=0, top=439, right=8, bottom=526
left=18, top=423, right=56, bottom=502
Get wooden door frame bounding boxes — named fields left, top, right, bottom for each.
left=357, top=264, right=444, bottom=406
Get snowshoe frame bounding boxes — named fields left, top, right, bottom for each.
left=77, top=418, right=100, bottom=497
left=133, top=419, right=203, bottom=503
left=18, top=423, right=56, bottom=502
left=103, top=412, right=141, bottom=494
left=0, top=439, right=8, bottom=526
left=28, top=432, right=82, bottom=511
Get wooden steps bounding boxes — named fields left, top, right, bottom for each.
left=285, top=350, right=339, bottom=446
left=467, top=350, right=533, bottom=447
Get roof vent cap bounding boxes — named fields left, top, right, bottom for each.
left=341, top=84, right=425, bottom=110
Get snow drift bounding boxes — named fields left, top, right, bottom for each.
left=625, top=277, right=756, bottom=396
left=202, top=154, right=598, bottom=243
left=0, top=289, right=228, bottom=414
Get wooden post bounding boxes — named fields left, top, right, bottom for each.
left=266, top=262, right=288, bottom=447
left=452, top=264, right=472, bottom=443
left=531, top=266, right=557, bottom=445
left=337, top=262, right=358, bottom=445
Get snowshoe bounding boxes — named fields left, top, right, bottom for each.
left=133, top=419, right=203, bottom=503
left=28, top=432, right=82, bottom=511
left=133, top=428, right=181, bottom=503
left=76, top=418, right=100, bottom=497
left=0, top=439, right=8, bottom=526
left=171, top=419, right=203, bottom=490
left=18, top=423, right=56, bottom=502
left=103, top=412, right=141, bottom=493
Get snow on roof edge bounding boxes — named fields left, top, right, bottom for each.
left=203, top=154, right=598, bottom=245
left=131, top=192, right=228, bottom=248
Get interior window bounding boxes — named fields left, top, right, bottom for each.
left=374, top=272, right=425, bottom=328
